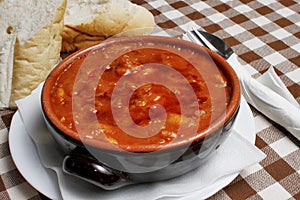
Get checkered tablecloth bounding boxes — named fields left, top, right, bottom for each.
left=1, top=0, right=299, bottom=199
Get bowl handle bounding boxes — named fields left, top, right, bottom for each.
left=62, top=147, right=133, bottom=190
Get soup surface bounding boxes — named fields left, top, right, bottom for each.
left=48, top=41, right=232, bottom=150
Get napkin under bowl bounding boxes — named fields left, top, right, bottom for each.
left=15, top=84, right=265, bottom=199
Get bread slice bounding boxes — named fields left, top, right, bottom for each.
left=0, top=0, right=67, bottom=108
left=0, top=32, right=16, bottom=108
left=62, top=0, right=155, bottom=52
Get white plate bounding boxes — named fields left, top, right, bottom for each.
left=9, top=110, right=61, bottom=199
left=9, top=97, right=254, bottom=199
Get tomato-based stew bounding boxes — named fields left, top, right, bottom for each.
left=45, top=38, right=233, bottom=151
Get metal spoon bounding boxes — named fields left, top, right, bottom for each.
left=187, top=27, right=233, bottom=59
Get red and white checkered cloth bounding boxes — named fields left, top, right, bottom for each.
left=1, top=0, right=299, bottom=199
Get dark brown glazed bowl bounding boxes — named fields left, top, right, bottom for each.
left=41, top=35, right=240, bottom=190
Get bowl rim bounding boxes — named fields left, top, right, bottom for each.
left=41, top=35, right=241, bottom=153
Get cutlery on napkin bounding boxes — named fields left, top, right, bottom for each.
left=15, top=83, right=265, bottom=200
left=184, top=30, right=300, bottom=141
left=228, top=54, right=300, bottom=141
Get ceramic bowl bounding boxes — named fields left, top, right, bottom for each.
left=41, top=35, right=240, bottom=190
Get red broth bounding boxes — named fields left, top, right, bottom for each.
left=48, top=43, right=232, bottom=150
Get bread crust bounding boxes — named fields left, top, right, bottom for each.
left=61, top=26, right=106, bottom=52
left=62, top=0, right=155, bottom=52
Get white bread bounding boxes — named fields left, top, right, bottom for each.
left=0, top=32, right=16, bottom=108
left=62, top=0, right=155, bottom=52
left=0, top=0, right=67, bottom=108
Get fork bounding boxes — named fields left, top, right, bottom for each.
left=186, top=27, right=300, bottom=141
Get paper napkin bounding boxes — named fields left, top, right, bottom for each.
left=15, top=83, right=265, bottom=199
left=228, top=54, right=300, bottom=141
